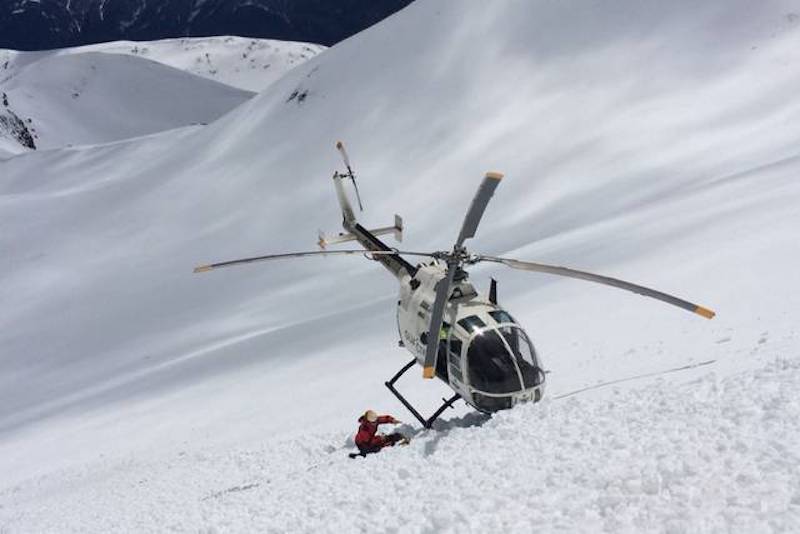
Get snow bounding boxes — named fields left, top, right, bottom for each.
left=1, top=0, right=800, bottom=531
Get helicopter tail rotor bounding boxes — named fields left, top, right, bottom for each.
left=336, top=141, right=364, bottom=212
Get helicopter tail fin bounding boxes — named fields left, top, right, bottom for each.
left=333, top=170, right=358, bottom=227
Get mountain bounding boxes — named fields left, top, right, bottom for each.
left=1, top=0, right=799, bottom=531
left=0, top=0, right=414, bottom=51
left=0, top=36, right=322, bottom=156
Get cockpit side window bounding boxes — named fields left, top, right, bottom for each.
left=457, top=315, right=486, bottom=334
left=448, top=338, right=462, bottom=361
left=466, top=330, right=522, bottom=394
left=489, top=310, right=516, bottom=325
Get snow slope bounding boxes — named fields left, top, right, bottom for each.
left=0, top=137, right=17, bottom=158
left=0, top=36, right=326, bottom=92
left=1, top=0, right=800, bottom=531
left=0, top=51, right=253, bottom=154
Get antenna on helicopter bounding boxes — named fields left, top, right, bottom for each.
left=336, top=141, right=364, bottom=212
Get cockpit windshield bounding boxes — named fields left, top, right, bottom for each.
left=466, top=330, right=522, bottom=394
left=466, top=324, right=541, bottom=394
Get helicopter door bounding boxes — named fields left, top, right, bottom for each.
left=445, top=335, right=466, bottom=390
left=434, top=324, right=467, bottom=383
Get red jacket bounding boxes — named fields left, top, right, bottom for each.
left=355, top=415, right=396, bottom=448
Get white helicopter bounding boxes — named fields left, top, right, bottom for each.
left=194, top=142, right=715, bottom=428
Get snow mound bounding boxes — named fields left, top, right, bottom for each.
left=1, top=359, right=798, bottom=532
left=0, top=51, right=253, bottom=152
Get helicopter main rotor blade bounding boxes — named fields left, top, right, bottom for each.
left=422, top=261, right=459, bottom=379
left=194, top=249, right=441, bottom=273
left=194, top=249, right=404, bottom=273
left=476, top=255, right=716, bottom=319
left=456, top=172, right=504, bottom=247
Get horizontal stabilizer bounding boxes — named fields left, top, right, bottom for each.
left=318, top=215, right=403, bottom=249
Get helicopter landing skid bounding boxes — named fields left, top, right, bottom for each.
left=385, top=359, right=461, bottom=429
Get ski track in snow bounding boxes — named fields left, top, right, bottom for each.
left=2, top=358, right=798, bottom=533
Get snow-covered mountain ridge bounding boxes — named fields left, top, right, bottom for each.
left=1, top=0, right=799, bottom=531
left=1, top=36, right=326, bottom=92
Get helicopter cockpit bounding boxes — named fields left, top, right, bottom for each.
left=447, top=310, right=545, bottom=413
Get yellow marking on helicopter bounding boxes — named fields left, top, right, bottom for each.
left=485, top=171, right=504, bottom=181
left=193, top=265, right=213, bottom=273
left=423, top=366, right=436, bottom=379
left=694, top=306, right=716, bottom=319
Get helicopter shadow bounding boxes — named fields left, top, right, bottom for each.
left=400, top=411, right=492, bottom=457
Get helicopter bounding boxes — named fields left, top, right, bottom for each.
left=194, top=142, right=716, bottom=428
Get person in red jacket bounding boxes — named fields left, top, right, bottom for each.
left=354, top=410, right=408, bottom=455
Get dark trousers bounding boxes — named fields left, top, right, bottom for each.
left=357, top=432, right=404, bottom=455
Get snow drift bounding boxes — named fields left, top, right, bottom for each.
left=1, top=0, right=800, bottom=531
